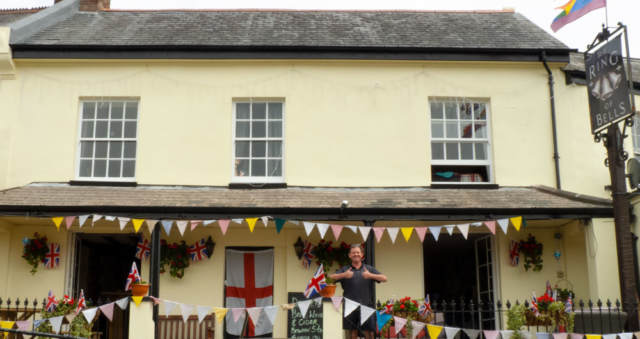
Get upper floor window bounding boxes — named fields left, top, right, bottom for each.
left=430, top=99, right=492, bottom=183
left=233, top=101, right=284, bottom=183
left=77, top=100, right=138, bottom=181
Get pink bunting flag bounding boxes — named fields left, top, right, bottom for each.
left=99, top=303, right=115, bottom=322
left=331, top=225, right=343, bottom=240
left=331, top=297, right=343, bottom=311
left=415, top=227, right=428, bottom=242
left=394, top=316, right=408, bottom=336
left=218, top=220, right=230, bottom=235
left=247, top=307, right=262, bottom=326
left=16, top=321, right=30, bottom=333
left=65, top=216, right=76, bottom=230
left=231, top=308, right=245, bottom=323
left=570, top=334, right=584, bottom=339
left=150, top=296, right=162, bottom=306
left=553, top=334, right=569, bottom=339
left=190, top=220, right=202, bottom=231
left=373, top=228, right=386, bottom=243
left=483, top=330, right=500, bottom=339
left=484, top=221, right=496, bottom=235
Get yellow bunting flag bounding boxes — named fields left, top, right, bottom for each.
left=0, top=321, right=14, bottom=339
left=52, top=217, right=64, bottom=230
left=132, top=296, right=143, bottom=307
left=132, top=219, right=145, bottom=233
left=510, top=216, right=523, bottom=232
left=586, top=336, right=602, bottom=339
left=213, top=308, right=229, bottom=324
left=246, top=218, right=258, bottom=233
left=401, top=228, right=414, bottom=242
left=427, top=324, right=443, bottom=339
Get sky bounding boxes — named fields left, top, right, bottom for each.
left=1, top=0, right=638, bottom=57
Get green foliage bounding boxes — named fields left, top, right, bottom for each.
left=312, top=240, right=353, bottom=284
left=557, top=289, right=576, bottom=302
left=22, top=233, right=49, bottom=274
left=36, top=298, right=93, bottom=339
left=506, top=304, right=526, bottom=339
left=159, top=239, right=190, bottom=278
left=518, top=234, right=543, bottom=271
left=545, top=301, right=574, bottom=333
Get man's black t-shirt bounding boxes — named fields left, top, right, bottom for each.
left=335, top=264, right=382, bottom=307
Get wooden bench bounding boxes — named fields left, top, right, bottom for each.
left=158, top=315, right=214, bottom=339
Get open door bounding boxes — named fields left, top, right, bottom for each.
left=475, top=235, right=498, bottom=330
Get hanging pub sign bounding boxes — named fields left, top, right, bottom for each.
left=586, top=35, right=633, bottom=134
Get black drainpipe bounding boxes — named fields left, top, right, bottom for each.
left=542, top=51, right=562, bottom=190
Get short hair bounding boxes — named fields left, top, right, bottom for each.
left=349, top=244, right=364, bottom=254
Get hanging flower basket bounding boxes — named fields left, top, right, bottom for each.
left=22, top=232, right=49, bottom=275
left=525, top=310, right=556, bottom=326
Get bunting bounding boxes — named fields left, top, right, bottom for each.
left=415, top=227, right=428, bottom=242
left=429, top=226, right=442, bottom=241
left=161, top=220, right=173, bottom=235
left=164, top=300, right=178, bottom=316
left=344, top=298, right=359, bottom=316
left=303, top=222, right=316, bottom=236
left=377, top=311, right=393, bottom=332
left=118, top=217, right=130, bottom=231
left=297, top=300, right=312, bottom=318
left=401, top=228, right=413, bottom=242
left=65, top=216, right=76, bottom=230
left=445, top=225, right=455, bottom=236
left=275, top=219, right=286, bottom=233
left=247, top=307, right=262, bottom=326
left=146, top=220, right=159, bottom=234
left=264, top=306, right=278, bottom=325
left=331, top=225, right=343, bottom=240
left=52, top=217, right=63, bottom=230
left=261, top=216, right=269, bottom=227
left=132, top=219, right=145, bottom=233
left=428, top=324, right=443, bottom=339
left=483, top=330, right=499, bottom=339
left=485, top=221, right=496, bottom=235
left=360, top=305, right=376, bottom=324
left=413, top=322, right=426, bottom=339
left=78, top=215, right=90, bottom=228
left=246, top=218, right=258, bottom=232
left=359, top=226, right=372, bottom=241
left=218, top=220, right=230, bottom=235
left=497, top=219, right=509, bottom=234
left=457, top=224, right=470, bottom=239
left=510, top=217, right=523, bottom=231
left=387, top=228, right=399, bottom=243
left=92, top=214, right=103, bottom=226
left=394, top=316, right=407, bottom=336
left=99, top=303, right=115, bottom=322
left=445, top=327, right=461, bottom=339
left=180, top=303, right=194, bottom=323
left=213, top=308, right=229, bottom=324
left=190, top=220, right=202, bottom=231
left=316, top=223, right=330, bottom=239
left=374, top=227, right=386, bottom=243
left=176, top=221, right=188, bottom=236
left=197, top=306, right=212, bottom=324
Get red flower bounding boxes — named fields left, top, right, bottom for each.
left=36, top=243, right=42, bottom=249
left=171, top=262, right=176, bottom=265
left=400, top=305, right=405, bottom=309
left=327, top=246, right=333, bottom=252
left=177, top=255, right=181, bottom=259
left=320, top=239, right=325, bottom=243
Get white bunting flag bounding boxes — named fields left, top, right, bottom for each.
left=331, top=297, right=343, bottom=311
left=197, top=306, right=212, bottom=324
left=232, top=219, right=244, bottom=224
left=15, top=320, right=30, bottom=338
left=297, top=300, right=312, bottom=318
left=344, top=298, right=359, bottom=316
left=520, top=332, right=532, bottom=339
left=445, top=225, right=455, bottom=235
left=394, top=316, right=407, bottom=335
left=316, top=223, right=330, bottom=239
left=49, top=316, right=64, bottom=334
left=263, top=306, right=278, bottom=325
left=429, top=226, right=442, bottom=241
left=387, top=228, right=399, bottom=244
left=618, top=334, right=633, bottom=339
left=164, top=300, right=178, bottom=317
left=261, top=216, right=269, bottom=227
left=82, top=308, right=98, bottom=324
left=92, top=214, right=103, bottom=226
left=413, top=321, right=426, bottom=339
left=115, top=297, right=129, bottom=310
left=602, top=335, right=617, bottom=339
left=146, top=220, right=159, bottom=234
left=118, top=217, right=130, bottom=230
left=360, top=305, right=376, bottom=324
left=313, top=297, right=322, bottom=306
left=289, top=220, right=300, bottom=226
left=303, top=222, right=316, bottom=236
left=464, top=329, right=481, bottom=339
left=553, top=334, right=569, bottom=339
left=445, top=327, right=461, bottom=339
left=78, top=215, right=90, bottom=228
left=247, top=307, right=263, bottom=326
left=345, top=225, right=357, bottom=233
left=105, top=216, right=117, bottom=221
left=359, top=226, right=372, bottom=241
left=231, top=308, right=245, bottom=323
left=501, top=331, right=514, bottom=339
left=203, top=220, right=217, bottom=226
left=471, top=222, right=483, bottom=227
left=176, top=221, right=188, bottom=236
left=457, top=224, right=470, bottom=239
left=65, top=314, right=76, bottom=324
left=536, top=333, right=551, bottom=339
left=497, top=219, right=509, bottom=234
left=180, top=304, right=194, bottom=323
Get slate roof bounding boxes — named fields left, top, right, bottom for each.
left=564, top=52, right=640, bottom=84
left=0, top=11, right=38, bottom=26
left=13, top=10, right=569, bottom=51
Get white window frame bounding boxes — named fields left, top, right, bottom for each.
left=74, top=99, right=140, bottom=182
left=231, top=100, right=285, bottom=183
left=429, top=98, right=494, bottom=184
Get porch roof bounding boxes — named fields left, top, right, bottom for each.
left=0, top=183, right=612, bottom=221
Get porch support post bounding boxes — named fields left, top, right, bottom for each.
left=149, top=226, right=161, bottom=339
left=363, top=220, right=376, bottom=306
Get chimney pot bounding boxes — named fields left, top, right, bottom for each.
left=80, top=0, right=110, bottom=11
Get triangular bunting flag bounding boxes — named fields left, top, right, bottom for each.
left=585, top=336, right=602, bottom=339
left=213, top=308, right=229, bottom=324
left=15, top=321, right=29, bottom=339
left=190, top=220, right=202, bottom=231
left=99, top=303, right=115, bottom=322
left=275, top=219, right=286, bottom=233
left=161, top=220, right=173, bottom=235
left=303, top=222, right=316, bottom=236
left=485, top=221, right=496, bottom=235
left=197, top=306, right=212, bottom=324
left=146, top=220, right=159, bottom=234
left=331, top=225, right=343, bottom=240
left=180, top=304, right=194, bottom=323
left=360, top=305, right=376, bottom=325
left=176, top=221, right=188, bottom=236
left=78, top=215, right=90, bottom=228
left=82, top=308, right=98, bottom=324
left=118, top=217, right=130, bottom=231
left=232, top=219, right=244, bottom=224
left=52, top=217, right=63, bottom=230
left=313, top=297, right=322, bottom=306
left=344, top=225, right=357, bottom=233
left=445, top=225, right=455, bottom=235
left=0, top=321, right=14, bottom=336
left=510, top=217, right=523, bottom=231
left=49, top=316, right=64, bottom=334
left=264, top=306, right=278, bottom=325
left=203, top=220, right=217, bottom=226
left=483, top=330, right=499, bottom=339
left=150, top=296, right=162, bottom=306
left=464, top=329, right=481, bottom=339
left=164, top=300, right=178, bottom=316
left=115, top=297, right=129, bottom=310
left=247, top=307, right=262, bottom=326
left=413, top=321, right=426, bottom=339
left=231, top=308, right=245, bottom=323
left=65, top=314, right=76, bottom=324
left=92, top=214, right=103, bottom=226
left=288, top=220, right=300, bottom=225
left=429, top=226, right=442, bottom=241
left=261, top=216, right=269, bottom=227
left=132, top=296, right=143, bottom=307
left=394, top=316, right=407, bottom=336
left=457, top=224, right=469, bottom=239
left=298, top=300, right=312, bottom=318
left=401, top=228, right=414, bottom=242
left=359, top=227, right=372, bottom=241
left=377, top=311, right=393, bottom=331
left=105, top=216, right=117, bottom=221
left=373, top=228, right=385, bottom=243
left=537, top=333, right=551, bottom=339
left=428, top=325, right=444, bottom=339
left=445, top=327, right=461, bottom=339
left=387, top=228, right=399, bottom=243
left=502, top=331, right=515, bottom=339
left=520, top=332, right=532, bottom=339
left=553, top=334, right=569, bottom=339
left=33, top=319, right=44, bottom=330
left=132, top=219, right=145, bottom=233
left=569, top=334, right=584, bottom=339
left=415, top=227, right=428, bottom=242
left=497, top=219, right=509, bottom=234
left=344, top=298, right=359, bottom=316
left=246, top=218, right=258, bottom=232
left=317, top=223, right=330, bottom=239
left=218, top=220, right=230, bottom=235
left=65, top=216, right=76, bottom=230
left=618, top=334, right=632, bottom=339
left=331, top=297, right=343, bottom=311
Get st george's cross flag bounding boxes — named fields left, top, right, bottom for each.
left=44, top=243, right=60, bottom=269
left=125, top=262, right=141, bottom=291
left=509, top=239, right=520, bottom=267
left=188, top=239, right=209, bottom=262
left=304, top=264, right=327, bottom=298
left=418, top=295, right=432, bottom=320
left=46, top=289, right=59, bottom=312
left=135, top=238, right=151, bottom=261
left=302, top=240, right=314, bottom=269
left=75, top=290, right=86, bottom=315
left=225, top=249, right=274, bottom=337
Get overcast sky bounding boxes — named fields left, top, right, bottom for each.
left=1, top=0, right=638, bottom=57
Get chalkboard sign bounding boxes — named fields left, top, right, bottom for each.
left=287, top=292, right=323, bottom=339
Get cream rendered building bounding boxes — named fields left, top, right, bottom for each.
left=0, top=0, right=638, bottom=338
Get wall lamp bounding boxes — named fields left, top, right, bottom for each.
left=205, top=236, right=216, bottom=259
left=293, top=237, right=305, bottom=260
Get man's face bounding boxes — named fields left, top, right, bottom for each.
left=349, top=247, right=363, bottom=263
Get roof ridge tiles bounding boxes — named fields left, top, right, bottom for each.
left=99, top=8, right=516, bottom=13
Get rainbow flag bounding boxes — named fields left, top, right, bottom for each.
left=551, top=0, right=606, bottom=32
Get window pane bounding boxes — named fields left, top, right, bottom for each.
left=460, top=121, right=473, bottom=138
left=94, top=160, right=107, bottom=177
left=122, top=160, right=135, bottom=177
left=97, top=102, right=109, bottom=119
left=268, top=141, right=282, bottom=157
left=461, top=143, right=473, bottom=160
left=125, top=102, right=138, bottom=119
left=109, top=121, right=123, bottom=138
left=252, top=141, right=266, bottom=157
left=235, top=159, right=249, bottom=177
left=96, top=121, right=108, bottom=138
left=236, top=103, right=250, bottom=119
left=95, top=142, right=108, bottom=158
left=109, top=141, right=123, bottom=158
left=123, top=142, right=136, bottom=158
left=81, top=121, right=94, bottom=138
left=252, top=103, right=266, bottom=119
left=268, top=159, right=282, bottom=177
left=111, top=102, right=124, bottom=119
left=430, top=102, right=443, bottom=119
left=431, top=143, right=444, bottom=160
left=252, top=121, right=266, bottom=138
left=445, top=143, right=459, bottom=160
left=445, top=103, right=457, bottom=119
left=446, top=122, right=458, bottom=138
left=124, top=121, right=137, bottom=138
left=251, top=159, right=266, bottom=176
left=268, top=121, right=283, bottom=138
left=474, top=103, right=486, bottom=120
left=268, top=103, right=283, bottom=119
left=108, top=160, right=122, bottom=177
left=80, top=141, right=94, bottom=158
left=236, top=141, right=250, bottom=157
left=79, top=160, right=92, bottom=177
left=474, top=122, right=487, bottom=139
left=475, top=143, right=488, bottom=160
left=236, top=121, right=250, bottom=138
left=460, top=103, right=472, bottom=120
left=431, top=122, right=444, bottom=138
left=82, top=102, right=95, bottom=119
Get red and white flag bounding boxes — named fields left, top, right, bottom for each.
left=509, top=239, right=520, bottom=267
left=225, top=249, right=274, bottom=337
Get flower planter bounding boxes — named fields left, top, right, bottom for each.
left=525, top=310, right=556, bottom=327
left=131, top=284, right=150, bottom=297
left=319, top=284, right=336, bottom=297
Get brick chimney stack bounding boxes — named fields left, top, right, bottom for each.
left=79, top=0, right=110, bottom=11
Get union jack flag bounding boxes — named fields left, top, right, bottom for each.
left=135, top=237, right=151, bottom=261
left=75, top=289, right=86, bottom=315
left=546, top=280, right=553, bottom=296
left=46, top=289, right=58, bottom=312
left=565, top=294, right=573, bottom=313
left=304, top=264, right=326, bottom=298
left=381, top=296, right=395, bottom=315
left=44, top=243, right=60, bottom=269
left=188, top=239, right=209, bottom=262
left=418, top=295, right=432, bottom=320
left=509, top=239, right=520, bottom=267
left=125, top=262, right=141, bottom=291
left=302, top=240, right=314, bottom=269
left=530, top=292, right=540, bottom=317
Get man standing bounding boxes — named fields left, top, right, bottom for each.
left=330, top=244, right=387, bottom=339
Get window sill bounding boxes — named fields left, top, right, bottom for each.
left=430, top=183, right=499, bottom=189
left=228, top=183, right=287, bottom=189
left=70, top=180, right=138, bottom=187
